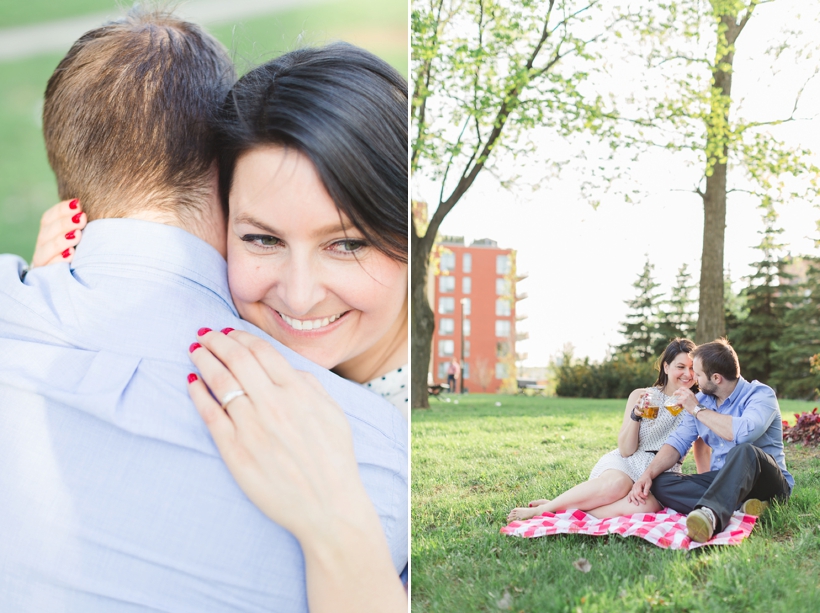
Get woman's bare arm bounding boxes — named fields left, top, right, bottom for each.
left=617, top=388, right=648, bottom=457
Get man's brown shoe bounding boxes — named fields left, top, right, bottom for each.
left=740, top=498, right=769, bottom=516
left=686, top=508, right=716, bottom=543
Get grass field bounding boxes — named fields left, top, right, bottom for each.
left=411, top=394, right=820, bottom=612
left=0, top=0, right=407, bottom=260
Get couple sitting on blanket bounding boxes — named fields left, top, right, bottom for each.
left=508, top=338, right=793, bottom=543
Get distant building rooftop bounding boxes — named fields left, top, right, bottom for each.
left=440, top=236, right=465, bottom=245
left=470, top=238, right=499, bottom=248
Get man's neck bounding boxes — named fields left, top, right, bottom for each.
left=714, top=378, right=740, bottom=406
left=126, top=204, right=226, bottom=259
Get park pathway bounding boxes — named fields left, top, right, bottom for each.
left=0, top=0, right=334, bottom=61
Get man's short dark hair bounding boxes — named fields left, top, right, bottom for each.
left=692, top=338, right=740, bottom=381
left=43, top=6, right=235, bottom=223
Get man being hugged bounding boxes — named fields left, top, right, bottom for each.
left=629, top=339, right=792, bottom=542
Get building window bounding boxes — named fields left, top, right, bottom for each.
left=463, top=318, right=471, bottom=336
left=464, top=340, right=471, bottom=357
left=496, top=298, right=511, bottom=316
left=497, top=254, right=510, bottom=275
left=440, top=252, right=455, bottom=272
left=496, top=278, right=510, bottom=296
left=496, top=320, right=511, bottom=337
left=496, top=362, right=508, bottom=379
left=438, top=339, right=455, bottom=357
left=462, top=298, right=471, bottom=315
left=439, top=318, right=454, bottom=335
left=463, top=253, right=472, bottom=273
left=437, top=362, right=449, bottom=379
left=439, top=276, right=455, bottom=293
left=463, top=362, right=470, bottom=379
left=439, top=297, right=455, bottom=314
left=496, top=341, right=510, bottom=357
left=462, top=276, right=471, bottom=294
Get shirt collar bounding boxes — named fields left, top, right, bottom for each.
left=71, top=218, right=236, bottom=314
left=723, top=376, right=747, bottom=405
left=698, top=376, right=747, bottom=409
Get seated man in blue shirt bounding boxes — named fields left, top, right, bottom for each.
left=0, top=7, right=406, bottom=612
left=628, top=339, right=792, bottom=542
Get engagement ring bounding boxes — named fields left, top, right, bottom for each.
left=220, top=389, right=246, bottom=409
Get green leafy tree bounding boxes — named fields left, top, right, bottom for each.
left=619, top=258, right=664, bottom=362
left=771, top=253, right=820, bottom=398
left=729, top=215, right=789, bottom=383
left=613, top=0, right=820, bottom=343
left=655, top=263, right=697, bottom=353
left=411, top=0, right=619, bottom=407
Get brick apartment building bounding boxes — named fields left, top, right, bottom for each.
left=429, top=237, right=527, bottom=394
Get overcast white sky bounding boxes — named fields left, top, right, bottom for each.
left=414, top=0, right=820, bottom=367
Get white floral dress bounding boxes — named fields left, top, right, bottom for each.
left=588, top=387, right=684, bottom=482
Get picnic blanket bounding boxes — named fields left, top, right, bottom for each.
left=501, top=508, right=757, bottom=550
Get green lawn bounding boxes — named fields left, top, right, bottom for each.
left=0, top=0, right=117, bottom=28
left=411, top=394, right=820, bottom=612
left=0, top=0, right=407, bottom=260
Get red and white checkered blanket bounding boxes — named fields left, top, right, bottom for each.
left=501, top=508, right=757, bottom=549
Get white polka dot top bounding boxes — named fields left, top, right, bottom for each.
left=364, top=364, right=408, bottom=420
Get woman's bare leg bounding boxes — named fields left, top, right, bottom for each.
left=693, top=437, right=712, bottom=474
left=586, top=492, right=661, bottom=519
left=528, top=499, right=550, bottom=507
left=507, top=470, right=633, bottom=522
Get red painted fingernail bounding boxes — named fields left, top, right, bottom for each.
left=69, top=199, right=79, bottom=210
left=187, top=373, right=198, bottom=383
left=65, top=230, right=76, bottom=240
left=71, top=213, right=82, bottom=223
left=189, top=342, right=202, bottom=353
left=61, top=248, right=70, bottom=259
left=221, top=327, right=234, bottom=335
left=197, top=327, right=212, bottom=336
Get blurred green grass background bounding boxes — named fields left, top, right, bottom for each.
left=0, top=0, right=408, bottom=260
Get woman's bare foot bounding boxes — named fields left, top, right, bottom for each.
left=507, top=505, right=546, bottom=522
left=528, top=498, right=550, bottom=508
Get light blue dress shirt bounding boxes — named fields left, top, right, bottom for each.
left=0, top=219, right=408, bottom=612
left=663, top=377, right=793, bottom=490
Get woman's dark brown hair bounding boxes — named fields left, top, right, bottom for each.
left=216, top=43, right=408, bottom=263
left=654, top=337, right=697, bottom=389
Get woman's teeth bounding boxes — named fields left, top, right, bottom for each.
left=279, top=312, right=343, bottom=331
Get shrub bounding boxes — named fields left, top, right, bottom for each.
left=555, top=353, right=657, bottom=399
left=783, top=408, right=820, bottom=447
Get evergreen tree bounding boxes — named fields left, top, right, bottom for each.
left=771, top=252, right=820, bottom=398
left=655, top=263, right=697, bottom=353
left=730, top=219, right=788, bottom=384
left=619, top=258, right=664, bottom=362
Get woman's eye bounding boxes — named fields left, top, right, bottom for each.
left=241, top=234, right=282, bottom=248
left=332, top=239, right=367, bottom=253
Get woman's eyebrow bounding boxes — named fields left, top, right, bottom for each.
left=234, top=214, right=350, bottom=237
left=234, top=214, right=278, bottom=234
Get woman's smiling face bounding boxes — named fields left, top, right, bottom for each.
left=226, top=146, right=408, bottom=377
left=664, top=352, right=695, bottom=390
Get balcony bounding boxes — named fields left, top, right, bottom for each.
left=515, top=352, right=528, bottom=362
left=516, top=331, right=529, bottom=342
left=515, top=292, right=528, bottom=302
left=516, top=314, right=528, bottom=322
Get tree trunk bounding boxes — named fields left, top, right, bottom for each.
left=411, top=229, right=435, bottom=408
left=696, top=13, right=736, bottom=344
left=696, top=166, right=727, bottom=343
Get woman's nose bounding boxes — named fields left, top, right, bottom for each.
left=277, top=254, right=326, bottom=316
